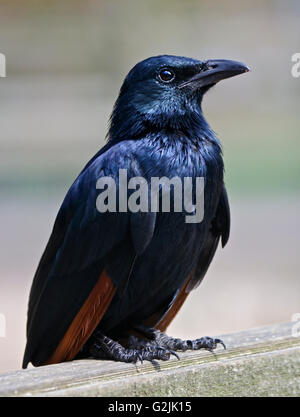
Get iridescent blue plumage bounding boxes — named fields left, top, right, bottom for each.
left=23, top=55, right=249, bottom=367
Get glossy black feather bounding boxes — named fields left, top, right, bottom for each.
left=186, top=186, right=230, bottom=292
left=23, top=143, right=158, bottom=367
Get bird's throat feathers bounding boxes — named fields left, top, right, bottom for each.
left=108, top=97, right=220, bottom=151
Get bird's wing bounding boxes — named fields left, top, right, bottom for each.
left=23, top=142, right=156, bottom=368
left=153, top=185, right=230, bottom=332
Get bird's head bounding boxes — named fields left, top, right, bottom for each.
left=109, top=55, right=249, bottom=139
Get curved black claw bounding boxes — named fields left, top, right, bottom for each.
left=195, top=336, right=226, bottom=351
left=169, top=350, right=180, bottom=361
left=157, top=347, right=174, bottom=361
left=132, top=347, right=179, bottom=363
left=214, top=338, right=226, bottom=350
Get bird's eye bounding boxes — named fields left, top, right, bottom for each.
left=158, top=68, right=175, bottom=83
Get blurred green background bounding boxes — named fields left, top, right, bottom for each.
left=0, top=0, right=299, bottom=373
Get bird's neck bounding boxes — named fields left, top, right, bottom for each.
left=108, top=105, right=220, bottom=150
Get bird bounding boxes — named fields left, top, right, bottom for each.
left=23, top=55, right=249, bottom=368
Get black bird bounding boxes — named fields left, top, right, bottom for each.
left=23, top=55, right=249, bottom=367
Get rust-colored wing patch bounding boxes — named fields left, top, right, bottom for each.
left=156, top=278, right=190, bottom=332
left=144, top=277, right=191, bottom=333
left=45, top=269, right=116, bottom=365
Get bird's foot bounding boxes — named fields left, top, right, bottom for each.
left=89, top=332, right=178, bottom=363
left=131, top=325, right=226, bottom=353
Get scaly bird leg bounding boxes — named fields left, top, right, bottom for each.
left=88, top=331, right=178, bottom=363
left=131, top=324, right=226, bottom=353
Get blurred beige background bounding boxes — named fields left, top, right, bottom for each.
left=0, top=0, right=299, bottom=373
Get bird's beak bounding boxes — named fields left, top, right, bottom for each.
left=179, top=59, right=250, bottom=89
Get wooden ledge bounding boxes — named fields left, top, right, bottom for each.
left=0, top=322, right=299, bottom=397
